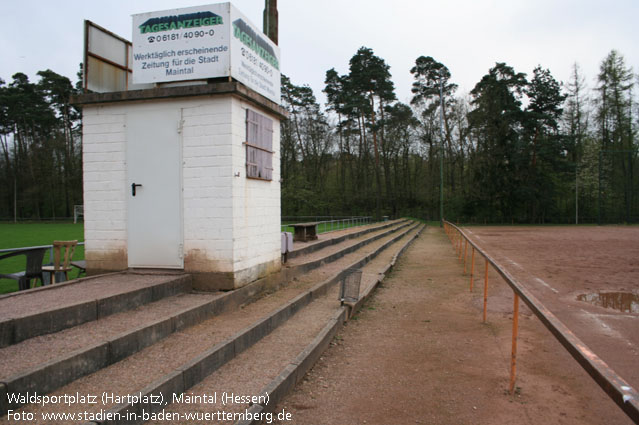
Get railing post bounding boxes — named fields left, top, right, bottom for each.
left=483, top=258, right=489, bottom=323
left=463, top=239, right=468, bottom=274
left=469, top=247, right=475, bottom=292
left=509, top=293, right=520, bottom=394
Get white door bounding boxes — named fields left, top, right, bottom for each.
left=126, top=106, right=183, bottom=268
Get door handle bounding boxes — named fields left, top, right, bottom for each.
left=131, top=183, right=143, bottom=196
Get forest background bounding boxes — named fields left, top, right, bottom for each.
left=1, top=48, right=637, bottom=224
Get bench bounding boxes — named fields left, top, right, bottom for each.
left=0, top=248, right=48, bottom=290
left=71, top=260, right=87, bottom=277
left=290, top=222, right=319, bottom=242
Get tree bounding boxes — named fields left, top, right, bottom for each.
left=523, top=66, right=567, bottom=222
left=382, top=102, right=418, bottom=215
left=0, top=70, right=81, bottom=220
left=595, top=50, right=636, bottom=222
left=410, top=56, right=459, bottom=220
left=467, top=62, right=528, bottom=221
left=596, top=50, right=634, bottom=150
left=410, top=56, right=457, bottom=107
left=563, top=63, right=591, bottom=223
left=348, top=47, right=396, bottom=219
left=37, top=69, right=82, bottom=217
left=280, top=74, right=332, bottom=215
left=324, top=68, right=351, bottom=208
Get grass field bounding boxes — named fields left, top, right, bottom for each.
left=0, top=222, right=85, bottom=294
left=281, top=219, right=372, bottom=234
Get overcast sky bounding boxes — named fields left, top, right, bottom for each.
left=2, top=0, right=638, bottom=106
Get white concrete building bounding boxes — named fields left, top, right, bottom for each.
left=76, top=83, right=286, bottom=290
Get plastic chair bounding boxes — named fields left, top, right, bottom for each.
left=42, top=240, right=77, bottom=284
left=0, top=248, right=48, bottom=290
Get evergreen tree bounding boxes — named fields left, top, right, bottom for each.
left=468, top=63, right=527, bottom=221
left=595, top=50, right=636, bottom=222
left=563, top=63, right=591, bottom=222
left=348, top=47, right=396, bottom=219
left=523, top=66, right=567, bottom=222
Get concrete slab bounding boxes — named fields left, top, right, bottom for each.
left=179, top=339, right=235, bottom=390
left=0, top=272, right=192, bottom=347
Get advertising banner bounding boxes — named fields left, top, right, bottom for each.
left=229, top=4, right=280, bottom=105
left=132, top=3, right=280, bottom=104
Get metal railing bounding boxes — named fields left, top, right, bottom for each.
left=281, top=216, right=372, bottom=234
left=443, top=221, right=639, bottom=423
left=0, top=243, right=86, bottom=286
left=0, top=243, right=85, bottom=265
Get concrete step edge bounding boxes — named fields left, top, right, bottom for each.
left=235, top=224, right=425, bottom=424
left=286, top=218, right=409, bottom=260
left=286, top=220, right=415, bottom=278
left=0, top=274, right=192, bottom=348
left=76, top=223, right=419, bottom=425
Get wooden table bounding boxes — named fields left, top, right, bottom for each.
left=290, top=222, right=319, bottom=242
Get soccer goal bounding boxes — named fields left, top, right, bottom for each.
left=73, top=205, right=84, bottom=224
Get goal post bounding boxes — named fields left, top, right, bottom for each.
left=74, top=205, right=84, bottom=224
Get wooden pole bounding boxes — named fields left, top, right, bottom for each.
left=469, top=247, right=475, bottom=292
left=483, top=258, right=489, bottom=323
left=458, top=233, right=463, bottom=260
left=509, top=293, right=520, bottom=394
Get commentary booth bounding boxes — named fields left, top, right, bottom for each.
left=74, top=3, right=286, bottom=290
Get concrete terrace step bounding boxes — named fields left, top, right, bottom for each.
left=284, top=219, right=413, bottom=276
left=0, top=272, right=191, bottom=348
left=146, top=285, right=346, bottom=425
left=0, top=292, right=220, bottom=407
left=131, top=224, right=423, bottom=424
left=139, top=224, right=425, bottom=425
left=0, top=221, right=422, bottom=423
left=0, top=221, right=417, bottom=415
left=286, top=218, right=409, bottom=259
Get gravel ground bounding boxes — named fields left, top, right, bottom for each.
left=465, top=225, right=639, bottom=390
left=145, top=227, right=420, bottom=424
left=273, top=226, right=633, bottom=425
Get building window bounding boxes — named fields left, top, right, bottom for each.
left=245, top=109, right=274, bottom=181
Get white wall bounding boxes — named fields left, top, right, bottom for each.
left=181, top=98, right=235, bottom=274
left=82, top=108, right=128, bottom=271
left=231, top=97, right=282, bottom=285
left=82, top=94, right=281, bottom=287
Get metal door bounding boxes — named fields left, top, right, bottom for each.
left=126, top=106, right=183, bottom=268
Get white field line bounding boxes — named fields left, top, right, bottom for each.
left=580, top=309, right=636, bottom=348
left=592, top=313, right=639, bottom=319
left=534, top=277, right=560, bottom=294
left=466, top=232, right=558, bottom=294
left=581, top=309, right=616, bottom=333
left=505, top=258, right=523, bottom=270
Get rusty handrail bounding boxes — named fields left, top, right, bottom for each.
left=443, top=220, right=639, bottom=423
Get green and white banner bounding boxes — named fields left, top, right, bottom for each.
left=132, top=3, right=280, bottom=103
